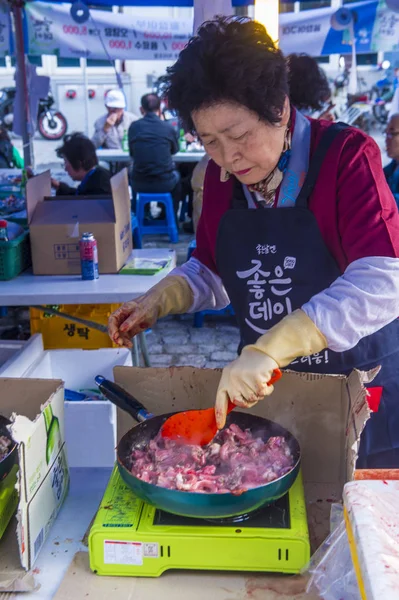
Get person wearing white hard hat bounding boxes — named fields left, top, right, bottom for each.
left=92, top=89, right=139, bottom=150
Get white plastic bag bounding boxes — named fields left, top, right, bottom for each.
left=305, top=504, right=361, bottom=600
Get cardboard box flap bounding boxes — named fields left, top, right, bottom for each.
left=0, top=377, right=63, bottom=422
left=110, top=168, right=130, bottom=224
left=34, top=198, right=116, bottom=225
left=26, top=170, right=51, bottom=225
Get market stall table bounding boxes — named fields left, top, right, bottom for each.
left=0, top=248, right=176, bottom=366
left=97, top=148, right=205, bottom=171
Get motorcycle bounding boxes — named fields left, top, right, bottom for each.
left=370, top=77, right=393, bottom=125
left=0, top=87, right=68, bottom=140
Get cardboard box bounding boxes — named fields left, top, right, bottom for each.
left=0, top=336, right=132, bottom=468
left=26, top=168, right=132, bottom=275
left=51, top=367, right=370, bottom=600
left=0, top=378, right=69, bottom=590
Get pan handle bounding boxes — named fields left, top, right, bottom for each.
left=95, top=376, right=154, bottom=423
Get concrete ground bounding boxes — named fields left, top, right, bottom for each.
left=1, top=124, right=390, bottom=370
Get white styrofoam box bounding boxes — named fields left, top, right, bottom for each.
left=0, top=337, right=132, bottom=468
left=0, top=334, right=44, bottom=375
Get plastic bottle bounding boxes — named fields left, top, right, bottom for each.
left=179, top=128, right=187, bottom=152
left=0, top=220, right=8, bottom=242
left=122, top=129, right=129, bottom=153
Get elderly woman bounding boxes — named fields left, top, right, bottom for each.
left=108, top=18, right=399, bottom=469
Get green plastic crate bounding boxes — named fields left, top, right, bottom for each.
left=0, top=231, right=31, bottom=280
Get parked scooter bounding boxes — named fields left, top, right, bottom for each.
left=370, top=78, right=393, bottom=124
left=0, top=87, right=68, bottom=140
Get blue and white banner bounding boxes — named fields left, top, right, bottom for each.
left=279, top=1, right=384, bottom=56
left=25, top=2, right=192, bottom=61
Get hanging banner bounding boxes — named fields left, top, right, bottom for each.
left=0, top=1, right=11, bottom=58
left=279, top=1, right=381, bottom=56
left=25, top=1, right=192, bottom=61
left=371, top=0, right=399, bottom=51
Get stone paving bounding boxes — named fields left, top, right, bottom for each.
left=144, top=315, right=240, bottom=369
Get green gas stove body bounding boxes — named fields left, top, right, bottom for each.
left=89, top=466, right=310, bottom=577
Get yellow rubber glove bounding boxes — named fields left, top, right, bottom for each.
left=108, top=275, right=193, bottom=348
left=215, top=309, right=327, bottom=429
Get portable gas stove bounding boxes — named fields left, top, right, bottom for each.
left=89, top=466, right=310, bottom=577
left=0, top=465, right=18, bottom=540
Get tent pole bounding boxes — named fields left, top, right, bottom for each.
left=81, top=57, right=90, bottom=137
left=12, top=0, right=33, bottom=167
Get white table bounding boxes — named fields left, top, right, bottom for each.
left=0, top=249, right=175, bottom=366
left=22, top=467, right=113, bottom=600
left=97, top=148, right=205, bottom=165
left=0, top=249, right=175, bottom=305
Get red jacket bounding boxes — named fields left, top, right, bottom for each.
left=193, top=119, right=399, bottom=274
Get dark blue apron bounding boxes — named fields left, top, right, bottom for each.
left=215, top=124, right=399, bottom=469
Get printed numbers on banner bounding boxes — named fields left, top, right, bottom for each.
left=64, top=324, right=75, bottom=337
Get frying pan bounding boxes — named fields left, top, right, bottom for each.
left=0, top=416, right=17, bottom=482
left=96, top=376, right=301, bottom=519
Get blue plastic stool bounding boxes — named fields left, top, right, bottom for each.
left=186, top=240, right=235, bottom=327
left=136, top=193, right=179, bottom=243
left=194, top=305, right=235, bottom=328
left=131, top=213, right=142, bottom=249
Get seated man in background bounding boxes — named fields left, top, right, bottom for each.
left=384, top=114, right=399, bottom=209
left=128, top=93, right=180, bottom=217
left=92, top=89, right=138, bottom=150
left=52, top=133, right=112, bottom=196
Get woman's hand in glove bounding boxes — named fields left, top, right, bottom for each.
left=214, top=309, right=328, bottom=429
left=108, top=275, right=193, bottom=348
left=215, top=348, right=279, bottom=429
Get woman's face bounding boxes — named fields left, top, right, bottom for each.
left=192, top=100, right=290, bottom=185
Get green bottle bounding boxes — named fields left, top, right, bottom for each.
left=179, top=128, right=187, bottom=152
left=122, top=129, right=129, bottom=153
left=43, top=404, right=61, bottom=465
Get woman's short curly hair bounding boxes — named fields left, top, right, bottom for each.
left=287, top=53, right=331, bottom=112
left=162, top=17, right=288, bottom=132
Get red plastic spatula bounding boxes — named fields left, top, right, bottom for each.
left=161, top=369, right=282, bottom=446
